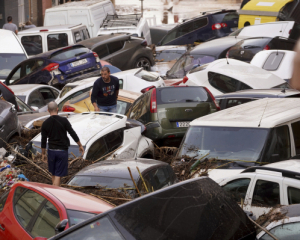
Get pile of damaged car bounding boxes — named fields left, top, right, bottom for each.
left=2, top=0, right=300, bottom=238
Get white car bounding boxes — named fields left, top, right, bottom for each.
left=0, top=29, right=28, bottom=82
left=251, top=50, right=296, bottom=82
left=56, top=68, right=165, bottom=110
left=182, top=59, right=287, bottom=96
left=29, top=112, right=155, bottom=160
left=9, top=84, right=60, bottom=112
left=218, top=160, right=300, bottom=219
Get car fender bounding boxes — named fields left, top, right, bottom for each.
left=131, top=48, right=154, bottom=66
left=137, top=137, right=155, bottom=158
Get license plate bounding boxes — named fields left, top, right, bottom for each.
left=231, top=27, right=238, bottom=32
left=176, top=122, right=190, bottom=127
left=70, top=59, right=88, bottom=67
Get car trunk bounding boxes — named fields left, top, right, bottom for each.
left=156, top=87, right=217, bottom=130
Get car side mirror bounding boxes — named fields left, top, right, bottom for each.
left=55, top=219, right=68, bottom=234
left=271, top=154, right=280, bottom=163
left=31, top=106, right=39, bottom=112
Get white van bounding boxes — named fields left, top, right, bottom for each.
left=18, top=24, right=90, bottom=56
left=44, top=0, right=116, bottom=38
left=0, top=29, right=28, bottom=82
left=97, top=14, right=152, bottom=45
left=177, top=98, right=300, bottom=180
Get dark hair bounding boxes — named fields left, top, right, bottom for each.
left=7, top=16, right=12, bottom=22
left=101, top=66, right=110, bottom=73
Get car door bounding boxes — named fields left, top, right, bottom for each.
left=0, top=186, right=62, bottom=240
left=38, top=87, right=57, bottom=109
left=27, top=89, right=46, bottom=110
left=106, top=41, right=126, bottom=69
left=244, top=175, right=284, bottom=219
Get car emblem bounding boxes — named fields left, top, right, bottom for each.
left=76, top=56, right=80, bottom=59
left=240, top=50, right=244, bottom=55
left=185, top=109, right=193, bottom=112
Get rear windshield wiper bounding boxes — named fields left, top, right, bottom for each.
left=186, top=99, right=200, bottom=102
left=75, top=52, right=87, bottom=57
left=243, top=45, right=261, bottom=49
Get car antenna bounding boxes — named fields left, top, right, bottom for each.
left=258, top=99, right=268, bottom=127
left=84, top=101, right=91, bottom=112
left=226, top=57, right=229, bottom=64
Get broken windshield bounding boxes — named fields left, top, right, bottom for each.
left=178, top=126, right=269, bottom=162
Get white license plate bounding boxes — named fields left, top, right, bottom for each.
left=70, top=59, right=88, bottom=67
left=231, top=27, right=238, bottom=32
left=176, top=122, right=190, bottom=127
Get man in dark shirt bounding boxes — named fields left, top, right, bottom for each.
left=91, top=66, right=119, bottom=113
left=41, top=101, right=84, bottom=186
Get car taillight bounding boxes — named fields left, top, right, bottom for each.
left=141, top=40, right=148, bottom=46
left=42, top=63, right=59, bottom=72
left=183, top=76, right=188, bottom=84
left=150, top=88, right=157, bottom=113
left=141, top=85, right=156, bottom=93
left=93, top=52, right=100, bottom=62
left=204, top=87, right=220, bottom=111
left=62, top=105, right=75, bottom=112
left=212, top=23, right=227, bottom=30
left=264, top=45, right=270, bottom=50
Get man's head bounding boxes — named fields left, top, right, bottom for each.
left=101, top=66, right=110, bottom=81
left=25, top=21, right=32, bottom=25
left=7, top=16, right=12, bottom=23
left=48, top=101, right=58, bottom=115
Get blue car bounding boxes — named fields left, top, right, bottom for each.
left=5, top=45, right=102, bottom=89
left=158, top=10, right=239, bottom=46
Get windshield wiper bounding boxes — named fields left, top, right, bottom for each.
left=243, top=45, right=261, bottom=49
left=75, top=52, right=87, bottom=57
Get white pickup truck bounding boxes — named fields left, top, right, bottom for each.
left=218, top=160, right=300, bottom=220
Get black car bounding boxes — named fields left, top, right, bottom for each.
left=216, top=88, right=300, bottom=110
left=158, top=10, right=239, bottom=46
left=49, top=177, right=256, bottom=240
left=68, top=159, right=178, bottom=197
left=227, top=37, right=296, bottom=62
left=79, top=34, right=155, bottom=71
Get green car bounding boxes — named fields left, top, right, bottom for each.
left=125, top=86, right=219, bottom=146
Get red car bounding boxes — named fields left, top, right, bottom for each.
left=0, top=182, right=113, bottom=240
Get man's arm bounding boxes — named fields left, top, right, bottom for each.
left=91, top=81, right=100, bottom=111
left=65, top=120, right=84, bottom=156
left=41, top=124, right=47, bottom=162
left=115, top=77, right=119, bottom=99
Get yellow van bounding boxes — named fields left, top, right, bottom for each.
left=238, top=0, right=298, bottom=28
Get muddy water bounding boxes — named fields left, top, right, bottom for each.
left=115, top=0, right=241, bottom=25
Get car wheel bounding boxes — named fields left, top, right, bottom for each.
left=135, top=57, right=151, bottom=71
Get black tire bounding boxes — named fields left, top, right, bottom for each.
left=135, top=57, right=151, bottom=71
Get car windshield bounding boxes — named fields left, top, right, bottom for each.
left=178, top=126, right=269, bottom=162
left=167, top=53, right=215, bottom=78
left=50, top=46, right=90, bottom=61
left=60, top=85, right=77, bottom=98
left=67, top=210, right=96, bottom=227
left=68, top=176, right=134, bottom=188
left=0, top=53, right=27, bottom=79
left=212, top=12, right=239, bottom=23
left=155, top=49, right=186, bottom=62
left=134, top=69, right=159, bottom=81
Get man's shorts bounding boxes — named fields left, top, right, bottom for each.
left=48, top=149, right=68, bottom=177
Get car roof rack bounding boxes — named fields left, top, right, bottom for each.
left=242, top=166, right=300, bottom=181
left=101, top=14, right=142, bottom=28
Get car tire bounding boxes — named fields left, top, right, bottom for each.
left=135, top=57, right=151, bottom=71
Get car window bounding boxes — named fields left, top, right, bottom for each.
left=21, top=35, right=43, bottom=55
left=117, top=100, right=130, bottom=114
left=222, top=178, right=251, bottom=203
left=104, top=129, right=124, bottom=152
left=31, top=201, right=60, bottom=238
left=134, top=70, right=158, bottom=82
left=260, top=221, right=300, bottom=240
left=0, top=53, right=27, bottom=80
left=263, top=52, right=285, bottom=71
left=50, top=46, right=90, bottom=61
left=268, top=38, right=296, bottom=51
left=86, top=137, right=109, bottom=161
left=8, top=65, right=21, bottom=84
left=39, top=88, right=56, bottom=104
left=0, top=191, right=9, bottom=211
left=251, top=180, right=280, bottom=207
left=24, top=60, right=40, bottom=76
left=74, top=32, right=82, bottom=43
left=58, top=88, right=92, bottom=111
left=16, top=97, right=33, bottom=112
left=289, top=23, right=300, bottom=41
left=94, top=44, right=110, bottom=59
left=288, top=187, right=300, bottom=204
left=67, top=210, right=96, bottom=226
left=151, top=167, right=172, bottom=190
left=47, top=33, right=68, bottom=51
left=51, top=89, right=59, bottom=99
left=60, top=85, right=77, bottom=98
left=14, top=188, right=46, bottom=229
left=59, top=216, right=124, bottom=240
left=291, top=121, right=300, bottom=155
left=208, top=72, right=244, bottom=93
left=155, top=49, right=186, bottom=62
left=81, top=30, right=88, bottom=40
left=28, top=89, right=45, bottom=108
left=263, top=125, right=291, bottom=163
left=107, top=41, right=124, bottom=54
left=128, top=92, right=151, bottom=123
left=85, top=29, right=90, bottom=39
left=225, top=98, right=254, bottom=109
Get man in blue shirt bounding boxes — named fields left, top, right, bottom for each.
left=91, top=66, right=119, bottom=113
